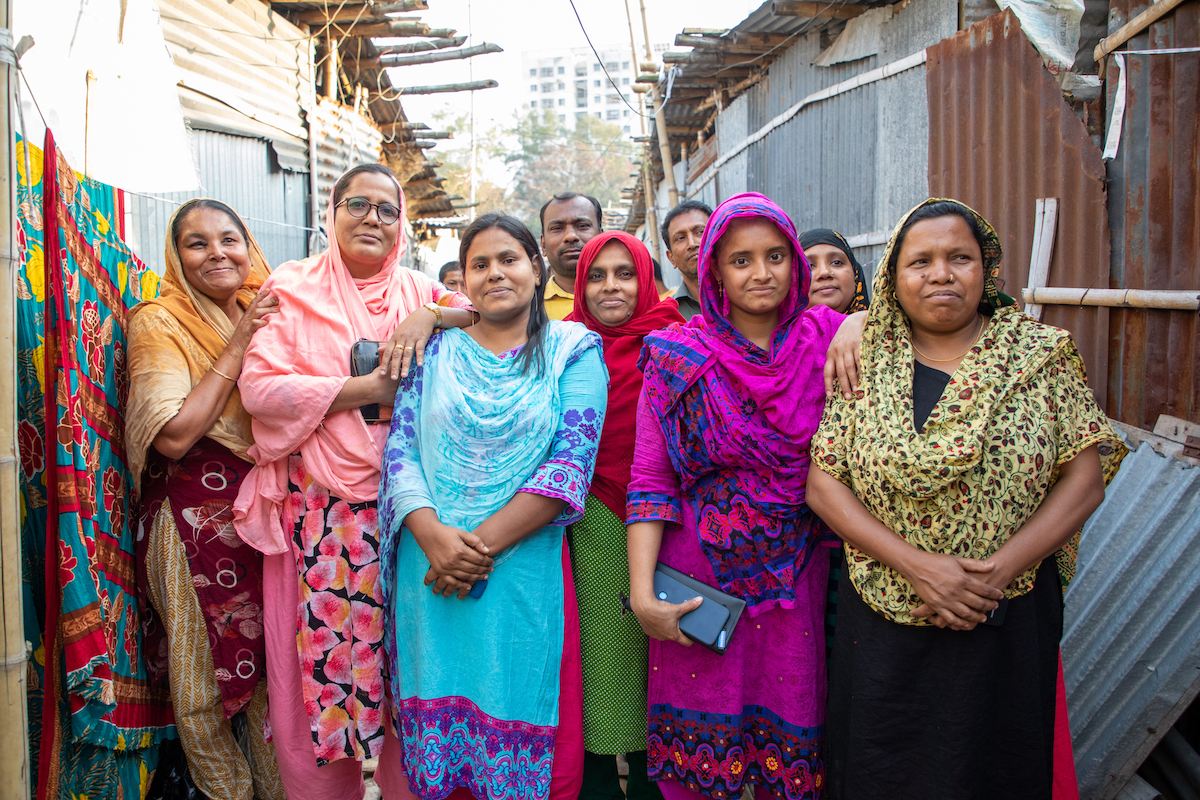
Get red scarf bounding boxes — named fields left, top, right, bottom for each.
left=567, top=231, right=684, bottom=520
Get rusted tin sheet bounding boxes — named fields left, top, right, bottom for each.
left=927, top=10, right=1112, bottom=406
left=1105, top=0, right=1200, bottom=427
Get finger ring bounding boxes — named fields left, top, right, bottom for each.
left=404, top=345, right=414, bottom=350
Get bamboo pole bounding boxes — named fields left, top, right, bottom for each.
left=377, top=41, right=501, bottom=67
left=375, top=36, right=466, bottom=55
left=637, top=0, right=678, bottom=209
left=1094, top=0, right=1190, bottom=63
left=399, top=79, right=497, bottom=94
left=1021, top=287, right=1200, bottom=310
left=0, top=0, right=31, bottom=796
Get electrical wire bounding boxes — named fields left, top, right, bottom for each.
left=125, top=190, right=322, bottom=233
left=566, top=0, right=652, bottom=118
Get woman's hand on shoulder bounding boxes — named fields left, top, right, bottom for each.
left=228, top=289, right=280, bottom=357
left=630, top=592, right=703, bottom=646
left=903, top=551, right=1003, bottom=631
left=381, top=306, right=439, bottom=380
left=825, top=310, right=866, bottom=399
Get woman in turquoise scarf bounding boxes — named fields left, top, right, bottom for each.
left=379, top=213, right=607, bottom=800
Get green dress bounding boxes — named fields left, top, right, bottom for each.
left=570, top=494, right=651, bottom=755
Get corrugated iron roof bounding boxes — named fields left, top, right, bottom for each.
left=158, top=0, right=313, bottom=167
left=1063, top=442, right=1200, bottom=800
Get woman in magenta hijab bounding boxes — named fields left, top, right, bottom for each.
left=626, top=193, right=844, bottom=799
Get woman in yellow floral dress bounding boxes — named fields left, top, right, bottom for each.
left=807, top=199, right=1125, bottom=800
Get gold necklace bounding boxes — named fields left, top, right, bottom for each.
left=910, top=315, right=986, bottom=362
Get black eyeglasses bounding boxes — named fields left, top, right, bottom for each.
left=336, top=196, right=401, bottom=225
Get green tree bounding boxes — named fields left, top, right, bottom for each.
left=505, top=110, right=634, bottom=231
left=427, top=109, right=509, bottom=218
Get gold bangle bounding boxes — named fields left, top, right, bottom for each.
left=423, top=301, right=444, bottom=328
left=211, top=365, right=237, bottom=382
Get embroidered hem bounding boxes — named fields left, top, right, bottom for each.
left=648, top=704, right=823, bottom=800
left=399, top=695, right=557, bottom=800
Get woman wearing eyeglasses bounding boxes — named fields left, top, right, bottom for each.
left=232, top=164, right=475, bottom=800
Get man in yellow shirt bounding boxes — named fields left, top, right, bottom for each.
left=539, top=193, right=603, bottom=320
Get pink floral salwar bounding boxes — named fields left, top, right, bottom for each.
left=284, top=455, right=387, bottom=764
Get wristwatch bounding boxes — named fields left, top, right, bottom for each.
left=423, top=301, right=443, bottom=328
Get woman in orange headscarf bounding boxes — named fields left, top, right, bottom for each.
left=128, top=198, right=283, bottom=800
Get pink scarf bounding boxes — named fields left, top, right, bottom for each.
left=233, top=173, right=433, bottom=554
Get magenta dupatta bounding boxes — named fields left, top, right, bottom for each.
left=634, top=193, right=843, bottom=609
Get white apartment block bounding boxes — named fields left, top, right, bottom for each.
left=520, top=44, right=668, bottom=137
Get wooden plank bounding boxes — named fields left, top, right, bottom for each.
left=771, top=0, right=869, bottom=19
left=1153, top=414, right=1200, bottom=444
left=1024, top=197, right=1058, bottom=321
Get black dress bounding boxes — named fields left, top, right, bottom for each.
left=825, top=363, right=1061, bottom=800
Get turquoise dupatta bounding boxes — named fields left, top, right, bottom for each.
left=379, top=321, right=606, bottom=800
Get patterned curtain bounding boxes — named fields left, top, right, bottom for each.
left=17, top=131, right=174, bottom=800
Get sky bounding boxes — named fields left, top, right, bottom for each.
left=386, top=0, right=762, bottom=154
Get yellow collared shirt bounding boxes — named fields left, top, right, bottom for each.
left=544, top=278, right=575, bottom=321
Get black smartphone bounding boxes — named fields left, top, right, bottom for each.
left=350, top=339, right=384, bottom=424
left=982, top=596, right=1009, bottom=627
left=652, top=570, right=731, bottom=647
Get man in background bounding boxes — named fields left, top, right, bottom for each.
left=438, top=261, right=464, bottom=293
left=539, top=192, right=602, bottom=320
left=661, top=201, right=712, bottom=320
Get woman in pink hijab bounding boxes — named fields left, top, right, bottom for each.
left=233, top=164, right=473, bottom=800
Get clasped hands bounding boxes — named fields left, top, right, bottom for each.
left=904, top=550, right=1013, bottom=631
left=412, top=519, right=494, bottom=599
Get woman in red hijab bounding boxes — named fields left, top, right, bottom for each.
left=566, top=232, right=684, bottom=800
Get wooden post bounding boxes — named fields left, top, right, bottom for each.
left=0, top=1, right=32, bottom=797
left=325, top=35, right=339, bottom=99
left=652, top=85, right=679, bottom=208
left=642, top=161, right=662, bottom=259
left=1023, top=198, right=1058, bottom=321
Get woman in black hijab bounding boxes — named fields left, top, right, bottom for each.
left=801, top=228, right=870, bottom=314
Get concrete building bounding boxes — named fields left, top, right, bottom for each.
left=520, top=44, right=667, bottom=137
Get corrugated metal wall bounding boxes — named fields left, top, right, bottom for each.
left=926, top=10, right=1113, bottom=404
left=1105, top=0, right=1200, bottom=427
left=126, top=130, right=310, bottom=274
left=690, top=0, right=955, bottom=276
left=310, top=99, right=385, bottom=231
left=157, top=0, right=313, bottom=170
left=1063, top=442, right=1200, bottom=800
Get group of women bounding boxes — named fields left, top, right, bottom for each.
left=127, top=160, right=1125, bottom=800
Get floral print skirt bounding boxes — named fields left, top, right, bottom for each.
left=285, top=455, right=387, bottom=765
